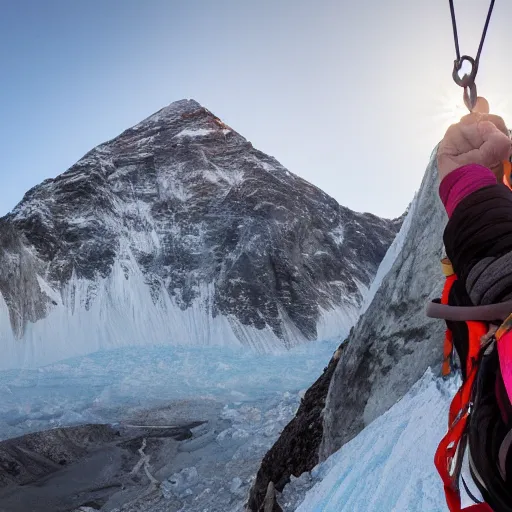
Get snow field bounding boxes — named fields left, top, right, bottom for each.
left=287, top=370, right=463, bottom=512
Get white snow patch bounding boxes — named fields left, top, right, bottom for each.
left=36, top=275, right=61, bottom=306
left=330, top=225, right=344, bottom=246
left=292, top=369, right=479, bottom=512
left=353, top=278, right=369, bottom=305
left=174, top=128, right=214, bottom=138
left=156, top=164, right=191, bottom=202
left=203, top=166, right=244, bottom=188
left=135, top=135, right=156, bottom=147
left=316, top=304, right=359, bottom=342
left=361, top=199, right=416, bottom=315
left=246, top=156, right=276, bottom=172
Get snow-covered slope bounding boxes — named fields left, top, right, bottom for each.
left=286, top=369, right=457, bottom=512
left=0, top=99, right=399, bottom=369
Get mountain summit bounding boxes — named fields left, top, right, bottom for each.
left=0, top=99, right=399, bottom=368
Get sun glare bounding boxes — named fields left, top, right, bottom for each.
left=438, top=88, right=472, bottom=130
left=426, top=85, right=512, bottom=143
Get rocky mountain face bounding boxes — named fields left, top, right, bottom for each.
left=249, top=150, right=447, bottom=511
left=321, top=151, right=446, bottom=456
left=0, top=99, right=399, bottom=369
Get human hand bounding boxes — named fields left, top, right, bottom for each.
left=437, top=97, right=511, bottom=181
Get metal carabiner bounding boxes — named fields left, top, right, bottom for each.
left=452, top=55, right=478, bottom=88
left=452, top=56, right=479, bottom=111
left=463, top=82, right=478, bottom=112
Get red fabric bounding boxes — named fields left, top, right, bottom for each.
left=498, top=330, right=512, bottom=407
left=442, top=275, right=457, bottom=305
left=435, top=366, right=477, bottom=511
left=439, top=165, right=497, bottom=218
left=435, top=275, right=489, bottom=512
left=442, top=330, right=453, bottom=377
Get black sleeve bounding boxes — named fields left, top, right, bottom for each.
left=444, top=184, right=512, bottom=306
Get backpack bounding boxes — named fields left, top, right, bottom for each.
left=428, top=257, right=512, bottom=512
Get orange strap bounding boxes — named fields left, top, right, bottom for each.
left=442, top=330, right=453, bottom=377
left=435, top=363, right=479, bottom=511
left=441, top=273, right=457, bottom=378
left=442, top=274, right=457, bottom=305
left=436, top=268, right=490, bottom=511
left=503, top=160, right=512, bottom=190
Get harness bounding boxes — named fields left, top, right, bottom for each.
left=429, top=259, right=512, bottom=512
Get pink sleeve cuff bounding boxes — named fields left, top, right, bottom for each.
left=439, top=164, right=497, bottom=217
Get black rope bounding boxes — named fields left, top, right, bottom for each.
left=476, top=0, right=496, bottom=64
left=461, top=475, right=483, bottom=505
left=449, top=0, right=461, bottom=63
left=448, top=0, right=496, bottom=111
left=449, top=0, right=495, bottom=70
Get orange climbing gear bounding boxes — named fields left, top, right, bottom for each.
left=434, top=259, right=492, bottom=512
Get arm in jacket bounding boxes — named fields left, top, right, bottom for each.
left=442, top=164, right=512, bottom=305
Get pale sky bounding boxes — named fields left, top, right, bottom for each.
left=1, top=0, right=511, bottom=219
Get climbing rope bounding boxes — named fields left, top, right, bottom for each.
left=448, top=0, right=495, bottom=111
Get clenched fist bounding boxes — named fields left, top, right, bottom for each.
left=437, top=97, right=511, bottom=181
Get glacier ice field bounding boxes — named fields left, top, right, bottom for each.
left=0, top=340, right=340, bottom=441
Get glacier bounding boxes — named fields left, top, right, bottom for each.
left=0, top=227, right=363, bottom=370
left=0, top=339, right=340, bottom=441
left=0, top=337, right=345, bottom=512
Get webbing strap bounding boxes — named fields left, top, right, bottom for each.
left=443, top=330, right=454, bottom=377
left=435, top=266, right=491, bottom=511
left=503, top=161, right=512, bottom=190
left=442, top=274, right=457, bottom=305
left=427, top=300, right=512, bottom=322
left=496, top=313, right=512, bottom=341
left=435, top=367, right=477, bottom=512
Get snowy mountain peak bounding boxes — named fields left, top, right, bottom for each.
left=0, top=102, right=400, bottom=369
left=131, top=99, right=235, bottom=139
left=138, top=98, right=202, bottom=124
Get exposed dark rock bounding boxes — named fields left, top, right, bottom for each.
left=0, top=419, right=208, bottom=512
left=0, top=424, right=119, bottom=488
left=261, top=481, right=282, bottom=512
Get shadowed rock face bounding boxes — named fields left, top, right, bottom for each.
left=0, top=424, right=120, bottom=488
left=249, top=151, right=447, bottom=510
left=0, top=417, right=207, bottom=512
left=0, top=99, right=399, bottom=364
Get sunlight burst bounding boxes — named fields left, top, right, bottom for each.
left=429, top=85, right=512, bottom=140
